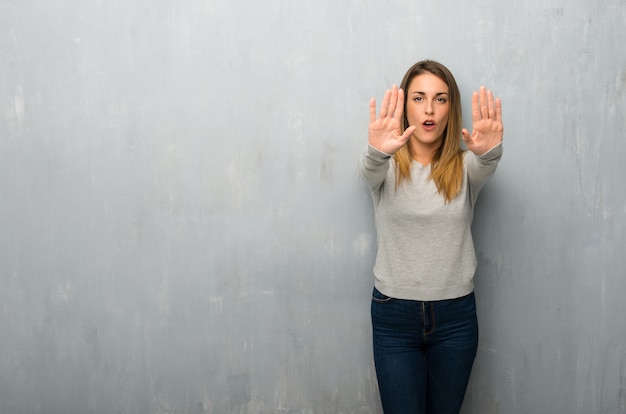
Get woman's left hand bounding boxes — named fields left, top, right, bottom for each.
left=462, top=86, right=503, bottom=156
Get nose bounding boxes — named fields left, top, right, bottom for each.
left=425, top=100, right=434, bottom=115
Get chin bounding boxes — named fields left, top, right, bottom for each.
left=414, top=135, right=442, bottom=145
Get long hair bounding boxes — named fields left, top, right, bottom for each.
left=394, top=60, right=465, bottom=203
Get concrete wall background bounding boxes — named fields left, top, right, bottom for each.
left=1, top=1, right=624, bottom=413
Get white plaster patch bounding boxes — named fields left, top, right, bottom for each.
left=50, top=282, right=73, bottom=305
left=6, top=85, right=25, bottom=136
left=352, top=233, right=372, bottom=257
left=208, top=296, right=223, bottom=314
left=323, top=232, right=342, bottom=257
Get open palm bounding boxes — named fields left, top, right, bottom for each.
left=368, top=85, right=416, bottom=155
left=462, top=86, right=503, bottom=156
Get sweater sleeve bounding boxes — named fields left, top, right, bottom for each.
left=357, top=144, right=392, bottom=195
left=465, top=142, right=503, bottom=206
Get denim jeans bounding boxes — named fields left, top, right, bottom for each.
left=371, top=287, right=478, bottom=414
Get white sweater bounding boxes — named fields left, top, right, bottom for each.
left=358, top=143, right=503, bottom=301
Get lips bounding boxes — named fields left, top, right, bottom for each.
left=422, top=120, right=435, bottom=131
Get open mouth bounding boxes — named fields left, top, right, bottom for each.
left=423, top=120, right=435, bottom=130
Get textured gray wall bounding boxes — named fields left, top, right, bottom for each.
left=1, top=1, right=625, bottom=413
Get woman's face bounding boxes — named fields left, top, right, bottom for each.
left=405, top=72, right=450, bottom=148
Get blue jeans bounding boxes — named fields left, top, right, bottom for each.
left=371, top=287, right=478, bottom=414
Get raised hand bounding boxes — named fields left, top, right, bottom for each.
left=368, top=85, right=416, bottom=155
left=462, top=86, right=503, bottom=156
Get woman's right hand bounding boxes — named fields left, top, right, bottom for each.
left=368, top=85, right=416, bottom=155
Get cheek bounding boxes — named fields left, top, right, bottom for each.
left=439, top=111, right=450, bottom=127
left=406, top=104, right=420, bottom=123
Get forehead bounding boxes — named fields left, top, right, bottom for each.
left=407, top=72, right=449, bottom=93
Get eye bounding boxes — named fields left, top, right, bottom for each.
left=436, top=97, right=448, bottom=103
left=413, top=96, right=423, bottom=102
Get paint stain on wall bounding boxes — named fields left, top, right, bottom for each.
left=615, top=69, right=626, bottom=99
left=320, top=141, right=335, bottom=183
left=352, top=233, right=372, bottom=257
left=208, top=296, right=223, bottom=315
left=6, top=84, right=25, bottom=137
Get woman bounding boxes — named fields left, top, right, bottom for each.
left=358, top=60, right=503, bottom=413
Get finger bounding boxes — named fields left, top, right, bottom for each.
left=387, top=85, right=398, bottom=119
left=479, top=86, right=489, bottom=119
left=395, top=88, right=405, bottom=120
left=471, top=91, right=480, bottom=123
left=487, top=89, right=496, bottom=120
left=495, top=97, right=502, bottom=123
left=369, top=98, right=377, bottom=123
left=380, top=89, right=391, bottom=118
left=401, top=125, right=416, bottom=141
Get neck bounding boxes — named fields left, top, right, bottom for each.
left=410, top=139, right=441, bottom=166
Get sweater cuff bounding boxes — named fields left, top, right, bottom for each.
left=367, top=144, right=393, bottom=159
left=477, top=142, right=503, bottom=162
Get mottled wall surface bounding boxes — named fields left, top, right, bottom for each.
left=1, top=1, right=625, bottom=413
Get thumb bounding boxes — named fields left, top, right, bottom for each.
left=461, top=128, right=471, bottom=144
left=402, top=125, right=416, bottom=141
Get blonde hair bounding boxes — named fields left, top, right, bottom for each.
left=394, top=60, right=464, bottom=203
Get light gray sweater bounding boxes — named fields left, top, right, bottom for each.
left=358, top=143, right=503, bottom=301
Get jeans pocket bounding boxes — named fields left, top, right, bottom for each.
left=372, top=287, right=394, bottom=303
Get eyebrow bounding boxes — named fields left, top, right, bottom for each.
left=411, top=91, right=449, bottom=96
